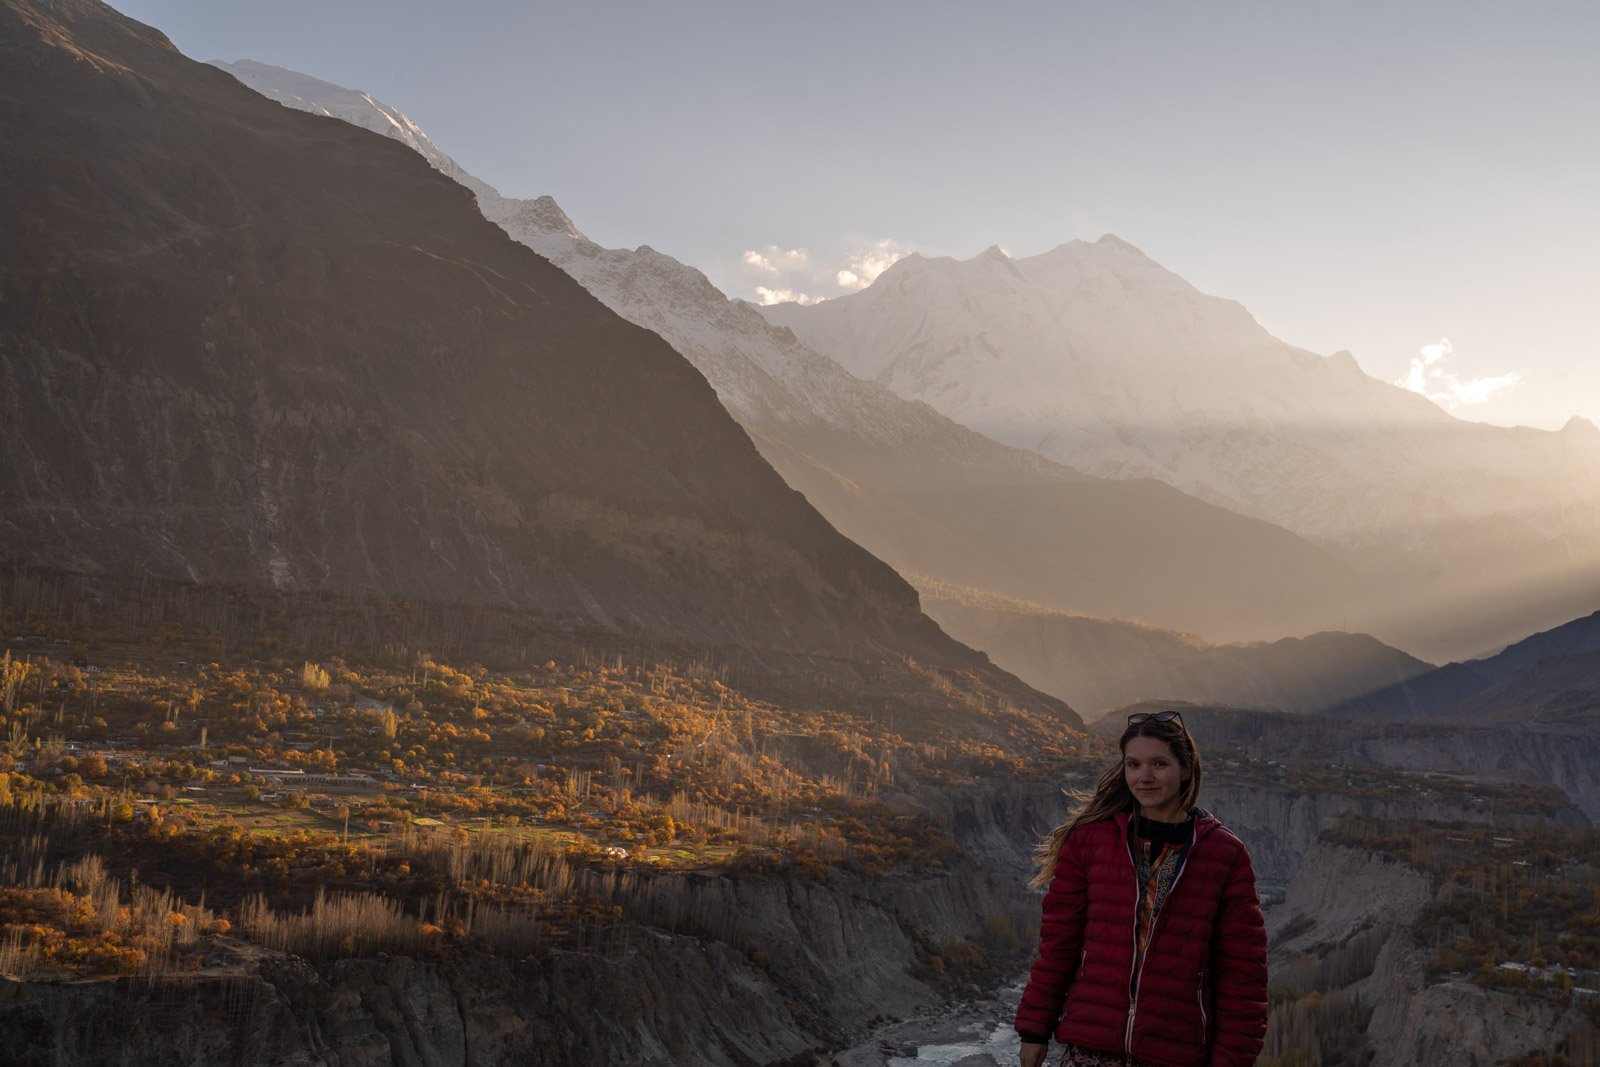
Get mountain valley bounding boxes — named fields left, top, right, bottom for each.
left=0, top=3, right=1596, bottom=1065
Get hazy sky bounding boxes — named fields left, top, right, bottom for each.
left=113, top=0, right=1599, bottom=431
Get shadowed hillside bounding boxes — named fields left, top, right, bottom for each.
left=1329, top=610, right=1600, bottom=724
left=0, top=0, right=1067, bottom=723
left=916, top=580, right=1435, bottom=719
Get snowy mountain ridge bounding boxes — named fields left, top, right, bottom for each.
left=762, top=240, right=1600, bottom=556
left=212, top=61, right=1065, bottom=460
left=212, top=60, right=495, bottom=200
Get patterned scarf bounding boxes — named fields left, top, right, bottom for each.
left=1132, top=828, right=1186, bottom=973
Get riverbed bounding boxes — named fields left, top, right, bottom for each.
left=832, top=979, right=1025, bottom=1067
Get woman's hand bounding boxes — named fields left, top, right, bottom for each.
left=1018, top=1041, right=1048, bottom=1067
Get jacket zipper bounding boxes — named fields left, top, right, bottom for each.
left=1123, top=822, right=1196, bottom=1055
left=1196, top=971, right=1209, bottom=1040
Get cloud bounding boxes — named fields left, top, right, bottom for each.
left=835, top=240, right=907, bottom=291
left=754, top=286, right=820, bottom=306
left=735, top=237, right=914, bottom=305
left=1394, top=338, right=1522, bottom=409
left=742, top=246, right=809, bottom=275
left=1449, top=371, right=1524, bottom=405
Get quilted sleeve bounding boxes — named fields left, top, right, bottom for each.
left=1014, top=829, right=1089, bottom=1040
left=1207, top=842, right=1268, bottom=1066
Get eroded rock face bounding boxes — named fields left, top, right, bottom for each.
left=1272, top=844, right=1431, bottom=949
left=1354, top=724, right=1600, bottom=821
left=1371, top=974, right=1590, bottom=1067
left=1268, top=841, right=1591, bottom=1067
left=1200, top=782, right=1527, bottom=888
left=0, top=939, right=819, bottom=1067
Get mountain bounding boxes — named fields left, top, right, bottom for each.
left=211, top=60, right=1364, bottom=646
left=1449, top=651, right=1600, bottom=725
left=1468, top=609, right=1600, bottom=685
left=915, top=581, right=1436, bottom=719
left=1329, top=609, right=1600, bottom=722
left=205, top=59, right=496, bottom=201
left=0, top=0, right=1062, bottom=708
left=1322, top=663, right=1495, bottom=722
left=760, top=242, right=1600, bottom=566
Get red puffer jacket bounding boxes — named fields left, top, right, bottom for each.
left=1014, top=810, right=1267, bottom=1067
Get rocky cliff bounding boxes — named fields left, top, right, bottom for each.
left=1201, top=780, right=1538, bottom=888
left=1, top=943, right=815, bottom=1067
left=1170, top=703, right=1600, bottom=827
left=1271, top=843, right=1431, bottom=945
left=1370, top=965, right=1593, bottom=1067
left=1274, top=844, right=1593, bottom=1067
left=1351, top=721, right=1600, bottom=821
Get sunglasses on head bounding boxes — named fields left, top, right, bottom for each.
left=1127, top=710, right=1184, bottom=726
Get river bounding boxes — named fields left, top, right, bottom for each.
left=834, top=979, right=1026, bottom=1067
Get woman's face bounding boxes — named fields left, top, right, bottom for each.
left=1124, top=735, right=1186, bottom=821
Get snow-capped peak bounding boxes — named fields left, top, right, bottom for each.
left=1093, top=233, right=1149, bottom=256
left=764, top=236, right=1600, bottom=556
left=211, top=60, right=497, bottom=201
left=497, top=194, right=586, bottom=242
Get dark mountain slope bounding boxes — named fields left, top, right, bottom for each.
left=1452, top=652, right=1600, bottom=724
left=1325, top=610, right=1600, bottom=722
left=1470, top=610, right=1600, bottom=684
left=0, top=0, right=1057, bottom=711
left=1308, top=662, right=1492, bottom=722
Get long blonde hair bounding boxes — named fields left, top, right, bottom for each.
left=1030, top=715, right=1203, bottom=888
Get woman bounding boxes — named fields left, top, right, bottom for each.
left=1015, top=710, right=1267, bottom=1067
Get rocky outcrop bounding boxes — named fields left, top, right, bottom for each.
left=0, top=938, right=818, bottom=1067
left=1352, top=721, right=1600, bottom=820
left=1182, top=702, right=1600, bottom=829
left=1366, top=963, right=1592, bottom=1067
left=1201, top=781, right=1523, bottom=888
left=1270, top=844, right=1431, bottom=948
left=1269, top=843, right=1591, bottom=1067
